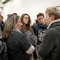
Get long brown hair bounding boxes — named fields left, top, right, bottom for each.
left=21, top=13, right=33, bottom=32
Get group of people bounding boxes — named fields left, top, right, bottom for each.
left=0, top=6, right=60, bottom=60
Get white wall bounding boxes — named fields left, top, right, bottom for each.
left=2, top=0, right=60, bottom=24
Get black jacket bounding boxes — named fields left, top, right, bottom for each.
left=32, top=22, right=47, bottom=37
left=0, top=21, right=5, bottom=31
left=7, top=31, right=31, bottom=60
left=38, top=20, right=60, bottom=60
left=32, top=22, right=47, bottom=44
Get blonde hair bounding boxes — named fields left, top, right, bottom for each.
left=3, top=14, right=19, bottom=39
left=45, top=7, right=60, bottom=20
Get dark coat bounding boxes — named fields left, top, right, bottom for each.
left=7, top=31, right=31, bottom=60
left=38, top=20, right=60, bottom=60
left=21, top=30, right=38, bottom=59
left=32, top=22, right=47, bottom=37
left=0, top=21, right=5, bottom=31
left=32, top=22, right=47, bottom=44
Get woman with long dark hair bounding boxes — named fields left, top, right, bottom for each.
left=21, top=13, right=38, bottom=60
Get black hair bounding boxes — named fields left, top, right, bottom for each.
left=37, top=13, right=44, bottom=18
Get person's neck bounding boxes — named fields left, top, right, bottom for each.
left=16, top=28, right=21, bottom=33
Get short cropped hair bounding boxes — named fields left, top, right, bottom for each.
left=37, top=13, right=44, bottom=18
left=45, top=7, right=60, bottom=20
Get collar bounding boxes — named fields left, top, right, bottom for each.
left=13, top=28, right=21, bottom=33
left=47, top=19, right=60, bottom=29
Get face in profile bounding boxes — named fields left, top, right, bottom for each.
left=44, top=14, right=52, bottom=25
left=23, top=15, right=30, bottom=24
left=15, top=17, right=22, bottom=30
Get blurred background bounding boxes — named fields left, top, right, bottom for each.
left=0, top=0, right=60, bottom=24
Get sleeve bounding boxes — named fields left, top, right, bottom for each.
left=20, top=35, right=35, bottom=54
left=38, top=29, right=55, bottom=57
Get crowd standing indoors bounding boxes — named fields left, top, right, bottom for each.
left=0, top=6, right=60, bottom=60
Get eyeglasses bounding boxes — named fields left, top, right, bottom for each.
left=24, top=17, right=29, bottom=19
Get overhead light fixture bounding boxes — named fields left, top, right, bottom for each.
left=1, top=0, right=6, bottom=2
left=2, top=0, right=10, bottom=4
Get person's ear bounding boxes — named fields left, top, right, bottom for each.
left=51, top=15, right=55, bottom=20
